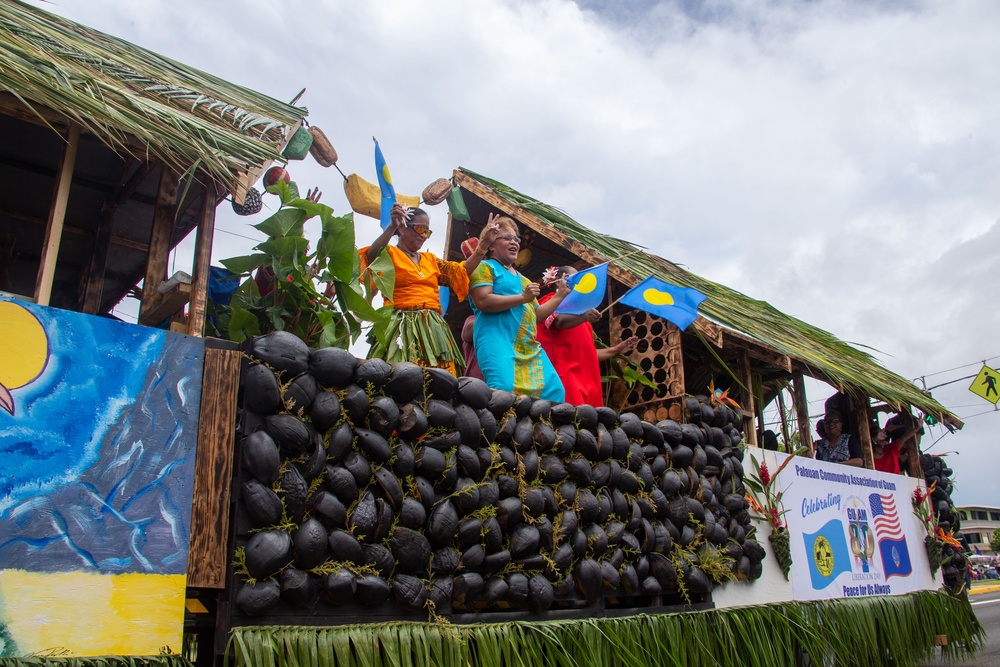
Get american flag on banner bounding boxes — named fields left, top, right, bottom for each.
left=869, top=493, right=903, bottom=541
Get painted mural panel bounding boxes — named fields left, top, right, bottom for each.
left=0, top=298, right=205, bottom=657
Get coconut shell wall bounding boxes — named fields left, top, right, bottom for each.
left=229, top=331, right=765, bottom=624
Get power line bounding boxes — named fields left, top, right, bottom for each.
left=912, top=355, right=1000, bottom=382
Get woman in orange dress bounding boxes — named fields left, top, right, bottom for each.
left=361, top=203, right=500, bottom=375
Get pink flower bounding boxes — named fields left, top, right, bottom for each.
left=759, top=462, right=771, bottom=487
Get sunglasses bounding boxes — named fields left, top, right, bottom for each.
left=498, top=234, right=522, bottom=244
left=408, top=224, right=432, bottom=239
left=826, top=419, right=841, bottom=425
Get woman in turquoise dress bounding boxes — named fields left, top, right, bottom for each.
left=470, top=217, right=569, bottom=400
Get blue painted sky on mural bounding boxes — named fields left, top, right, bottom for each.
left=0, top=299, right=166, bottom=511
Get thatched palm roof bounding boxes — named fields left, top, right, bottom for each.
left=459, top=168, right=959, bottom=426
left=0, top=0, right=305, bottom=191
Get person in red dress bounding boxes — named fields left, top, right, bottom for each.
left=535, top=266, right=638, bottom=406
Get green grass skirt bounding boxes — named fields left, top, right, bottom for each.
left=368, top=308, right=465, bottom=373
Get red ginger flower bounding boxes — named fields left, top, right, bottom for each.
left=759, top=461, right=771, bottom=487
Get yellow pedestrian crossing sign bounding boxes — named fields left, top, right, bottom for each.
left=969, top=365, right=1000, bottom=405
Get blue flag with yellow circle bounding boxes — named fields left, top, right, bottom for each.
left=555, top=263, right=608, bottom=315
left=618, top=276, right=706, bottom=330
left=803, top=519, right=853, bottom=590
left=374, top=139, right=395, bottom=230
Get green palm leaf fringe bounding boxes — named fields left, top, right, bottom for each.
left=459, top=168, right=958, bottom=426
left=0, top=657, right=191, bottom=667
left=225, top=591, right=982, bottom=667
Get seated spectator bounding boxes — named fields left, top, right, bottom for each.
left=813, top=410, right=863, bottom=467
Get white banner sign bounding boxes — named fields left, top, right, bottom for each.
left=770, top=454, right=935, bottom=601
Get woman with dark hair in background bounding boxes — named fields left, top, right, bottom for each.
left=813, top=410, right=863, bottom=467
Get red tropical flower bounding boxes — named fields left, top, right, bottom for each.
left=759, top=461, right=771, bottom=487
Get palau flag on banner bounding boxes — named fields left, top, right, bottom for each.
left=803, top=519, right=853, bottom=590
left=374, top=139, right=396, bottom=230
left=439, top=285, right=450, bottom=316
left=555, top=264, right=608, bottom=315
left=618, top=276, right=706, bottom=330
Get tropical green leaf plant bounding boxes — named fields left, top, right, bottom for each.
left=210, top=180, right=376, bottom=349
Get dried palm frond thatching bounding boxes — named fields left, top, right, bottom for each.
left=460, top=168, right=958, bottom=426
left=0, top=0, right=306, bottom=192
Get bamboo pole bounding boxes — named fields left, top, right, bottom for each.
left=776, top=388, right=791, bottom=451
left=187, top=186, right=216, bottom=337
left=34, top=124, right=80, bottom=306
left=792, top=372, right=814, bottom=456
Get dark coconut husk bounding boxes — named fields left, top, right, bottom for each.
left=535, top=516, right=554, bottom=551
left=453, top=404, right=481, bottom=446
left=323, top=567, right=358, bottom=605
left=349, top=491, right=378, bottom=541
left=374, top=466, right=403, bottom=510
left=457, top=376, right=491, bottom=409
left=552, top=542, right=574, bottom=571
left=453, top=477, right=480, bottom=516
left=625, top=443, right=644, bottom=472
left=671, top=444, right=694, bottom=469
left=423, top=430, right=462, bottom=453
left=637, top=464, right=655, bottom=492
left=620, top=531, right=641, bottom=553
left=497, top=446, right=518, bottom=474
left=540, top=454, right=568, bottom=483
left=414, top=476, right=436, bottom=509
left=605, top=520, right=626, bottom=547
left=482, top=549, right=512, bottom=572
left=595, top=406, right=619, bottom=429
left=610, top=488, right=629, bottom=519
left=618, top=470, right=640, bottom=495
left=343, top=450, right=373, bottom=487
left=596, top=424, right=614, bottom=460
left=280, top=567, right=314, bottom=608
left=692, top=445, right=708, bottom=474
left=656, top=419, right=684, bottom=445
left=585, top=524, right=609, bottom=558
left=576, top=488, right=600, bottom=525
left=742, top=539, right=766, bottom=563
left=452, top=572, right=485, bottom=606
left=699, top=403, right=716, bottom=426
left=496, top=497, right=523, bottom=529
left=483, top=517, right=504, bottom=553
left=309, top=392, right=342, bottom=436
left=426, top=399, right=457, bottom=428
left=326, top=465, right=358, bottom=504
left=497, top=473, right=519, bottom=498
left=495, top=412, right=517, bottom=445
left=279, top=465, right=308, bottom=523
left=325, top=421, right=354, bottom=464
left=683, top=397, right=702, bottom=423
left=237, top=579, right=281, bottom=616
left=521, top=449, right=540, bottom=483
left=548, top=402, right=575, bottom=425
left=642, top=443, right=661, bottom=462
left=245, top=364, right=282, bottom=414
left=685, top=496, right=706, bottom=524
left=680, top=525, right=697, bottom=547
left=685, top=567, right=713, bottom=595
left=398, top=403, right=429, bottom=439
left=293, top=517, right=329, bottom=569
left=649, top=488, right=669, bottom=519
left=426, top=500, right=459, bottom=547
left=340, top=384, right=369, bottom=424
left=680, top=423, right=704, bottom=447
left=601, top=561, right=621, bottom=591
left=477, top=408, right=498, bottom=444
left=557, top=481, right=578, bottom=510
left=283, top=372, right=318, bottom=416
left=641, top=420, right=665, bottom=448
left=355, top=574, right=391, bottom=607
left=250, top=331, right=309, bottom=378
left=399, top=497, right=427, bottom=529
left=461, top=544, right=486, bottom=570
left=648, top=552, right=678, bottom=589
left=666, top=497, right=689, bottom=530
left=482, top=577, right=510, bottom=605
left=711, top=522, right=729, bottom=545
left=266, top=413, right=312, bottom=456
left=457, top=516, right=484, bottom=548
left=575, top=404, right=599, bottom=430
left=620, top=564, right=640, bottom=595
left=385, top=361, right=425, bottom=403
left=245, top=530, right=293, bottom=579
left=487, top=389, right=517, bottom=418
left=528, top=399, right=553, bottom=421
left=391, top=573, right=429, bottom=610
left=389, top=526, right=432, bottom=575
left=432, top=547, right=461, bottom=576
left=415, top=446, right=446, bottom=479
left=309, top=346, right=358, bottom=388
left=328, top=529, right=363, bottom=563
left=541, top=486, right=559, bottom=516
left=425, top=366, right=459, bottom=402
left=527, top=574, right=555, bottom=612
left=512, top=416, right=535, bottom=453
left=735, top=556, right=751, bottom=581
left=513, top=394, right=533, bottom=418
left=510, top=524, right=541, bottom=559
left=456, top=445, right=481, bottom=480
left=532, top=422, right=557, bottom=453
left=434, top=450, right=459, bottom=494
left=355, top=428, right=392, bottom=464
left=606, top=460, right=623, bottom=489
left=392, top=442, right=416, bottom=477
left=242, top=479, right=283, bottom=528
left=641, top=576, right=663, bottom=596
left=591, top=461, right=611, bottom=488
left=575, top=558, right=602, bottom=602
left=505, top=572, right=530, bottom=605
left=707, top=431, right=728, bottom=454
left=553, top=573, right=576, bottom=598
left=362, top=543, right=396, bottom=577
left=365, top=396, right=400, bottom=439
left=596, top=489, right=613, bottom=523
left=565, top=456, right=591, bottom=486
left=478, top=479, right=500, bottom=508
left=242, top=430, right=281, bottom=485
left=291, top=432, right=324, bottom=480
left=626, top=499, right=643, bottom=533
left=575, top=428, right=600, bottom=461
left=355, top=358, right=392, bottom=390
left=552, top=424, right=575, bottom=457
left=619, top=412, right=643, bottom=438
left=313, top=491, right=347, bottom=528
left=650, top=521, right=672, bottom=553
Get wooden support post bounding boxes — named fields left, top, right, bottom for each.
left=792, top=372, right=813, bottom=456
left=852, top=394, right=874, bottom=469
left=776, top=389, right=792, bottom=452
left=187, top=188, right=216, bottom=337
left=139, top=166, right=179, bottom=322
left=737, top=350, right=758, bottom=446
left=34, top=124, right=80, bottom=306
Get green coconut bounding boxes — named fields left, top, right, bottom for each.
left=309, top=346, right=358, bottom=388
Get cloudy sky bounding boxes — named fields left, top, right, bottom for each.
left=29, top=0, right=1000, bottom=507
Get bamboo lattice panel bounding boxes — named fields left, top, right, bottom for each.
left=610, top=309, right=685, bottom=423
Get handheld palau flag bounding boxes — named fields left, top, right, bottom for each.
left=374, top=139, right=396, bottom=230
left=555, top=263, right=608, bottom=315
left=439, top=285, right=450, bottom=316
left=618, top=276, right=706, bottom=330
left=803, top=519, right=853, bottom=590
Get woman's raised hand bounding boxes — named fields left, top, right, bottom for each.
left=554, top=278, right=572, bottom=299
left=389, top=202, right=408, bottom=232
left=482, top=213, right=503, bottom=245
left=522, top=282, right=541, bottom=303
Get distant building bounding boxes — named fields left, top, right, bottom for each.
left=957, top=506, right=1000, bottom=554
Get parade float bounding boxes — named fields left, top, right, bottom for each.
left=0, top=1, right=983, bottom=666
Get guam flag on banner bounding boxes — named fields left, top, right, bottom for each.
left=870, top=492, right=912, bottom=578
left=374, top=139, right=396, bottom=230
left=803, top=519, right=852, bottom=590
left=619, top=276, right=706, bottom=330
left=555, top=264, right=608, bottom=315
